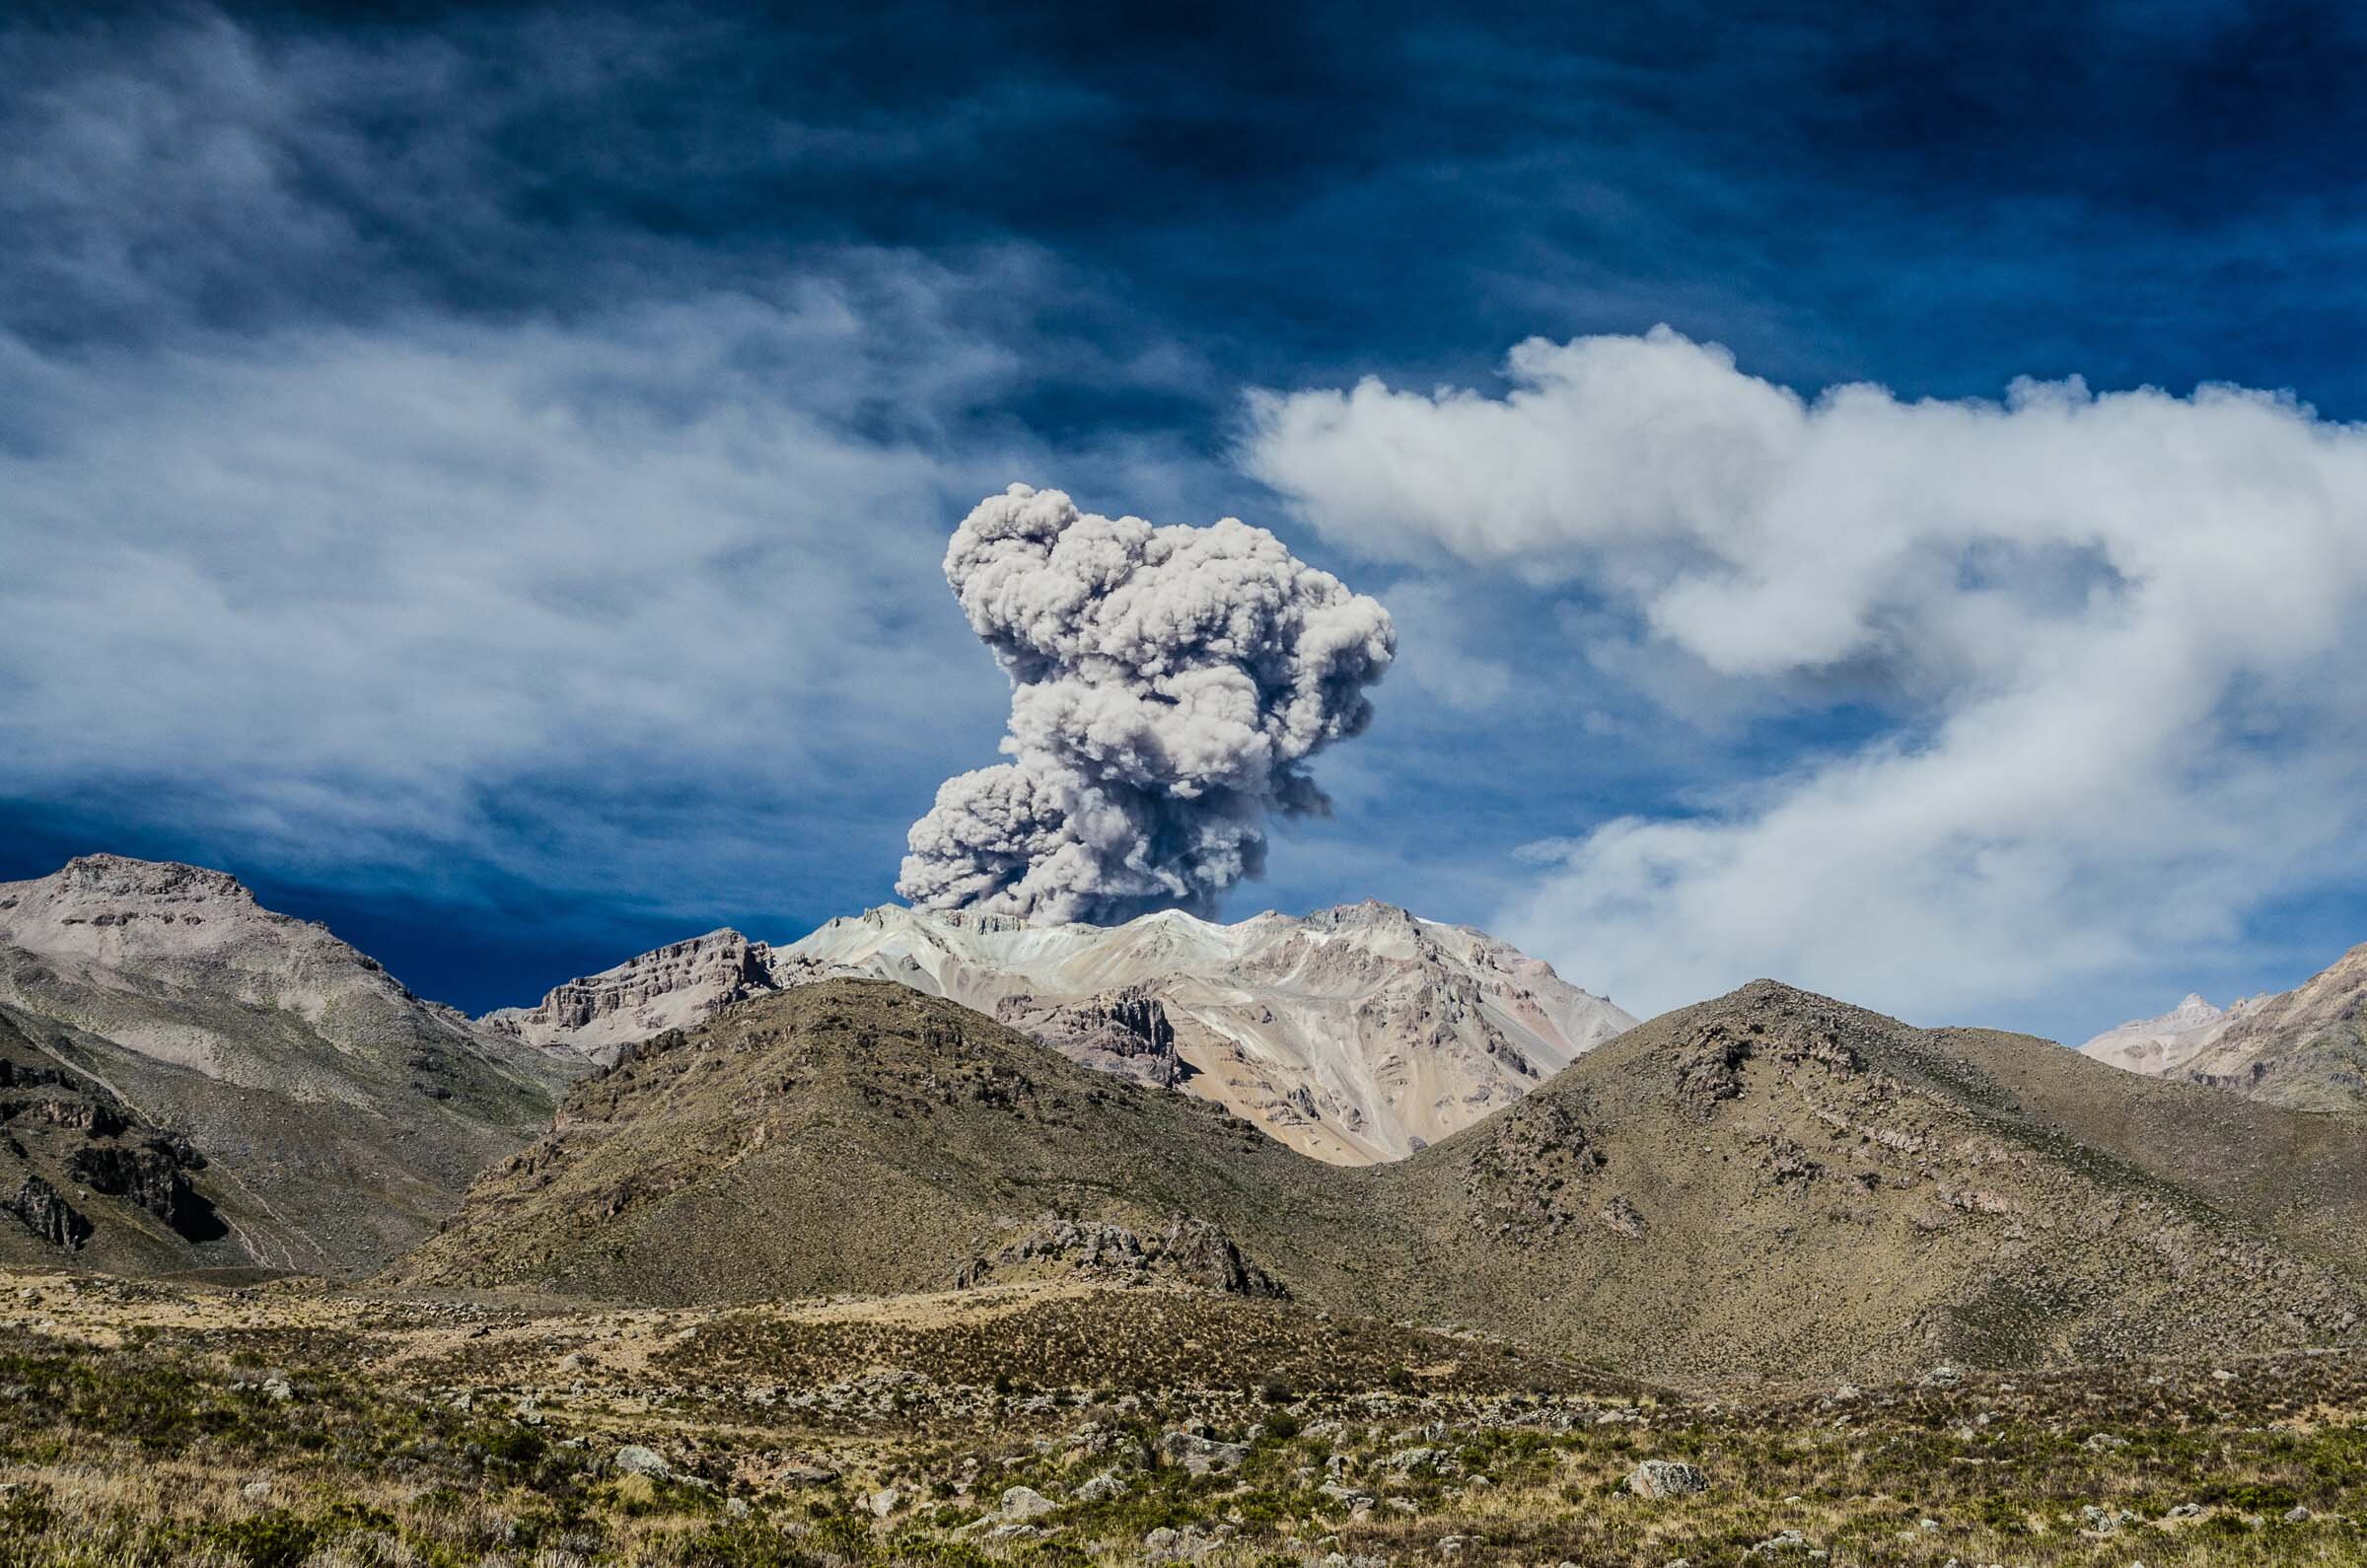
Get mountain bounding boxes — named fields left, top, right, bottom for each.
left=2078, top=947, right=2367, bottom=1113
left=1922, top=1024, right=2367, bottom=1274
left=403, top=974, right=2367, bottom=1387
left=485, top=900, right=1636, bottom=1164
left=397, top=977, right=1374, bottom=1308
left=480, top=927, right=780, bottom=1062
left=2077, top=992, right=2258, bottom=1076
left=0, top=855, right=579, bottom=1274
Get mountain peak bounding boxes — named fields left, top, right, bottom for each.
left=490, top=900, right=1638, bottom=1164
left=26, top=853, right=259, bottom=906
left=1, top=855, right=294, bottom=961
left=2079, top=954, right=2367, bottom=1113
left=0, top=855, right=577, bottom=1278
left=1301, top=898, right=1420, bottom=931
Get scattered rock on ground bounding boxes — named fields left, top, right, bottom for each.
left=1627, top=1459, right=1710, bottom=1499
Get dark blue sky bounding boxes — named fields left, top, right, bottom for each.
left=5, top=1, right=2366, bottom=1034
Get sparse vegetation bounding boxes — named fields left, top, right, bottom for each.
left=3, top=1267, right=2365, bottom=1566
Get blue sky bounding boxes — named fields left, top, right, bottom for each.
left=5, top=1, right=2367, bottom=1038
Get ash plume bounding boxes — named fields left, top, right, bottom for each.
left=898, top=483, right=1395, bottom=924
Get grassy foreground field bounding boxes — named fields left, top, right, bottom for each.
left=2, top=1267, right=2364, bottom=1567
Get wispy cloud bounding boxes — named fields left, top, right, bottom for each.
left=0, top=277, right=1042, bottom=901
left=0, top=8, right=1218, bottom=930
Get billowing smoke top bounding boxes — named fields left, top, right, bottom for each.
left=898, top=484, right=1396, bottom=925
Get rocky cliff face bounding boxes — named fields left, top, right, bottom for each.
left=0, top=1008, right=237, bottom=1269
left=486, top=900, right=1638, bottom=1164
left=482, top=929, right=777, bottom=1059
left=0, top=855, right=579, bottom=1274
left=2078, top=949, right=2367, bottom=1113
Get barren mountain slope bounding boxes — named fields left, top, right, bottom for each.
left=396, top=978, right=1379, bottom=1307
left=1926, top=1024, right=2367, bottom=1271
left=2172, top=946, right=2367, bottom=1111
left=0, top=1005, right=257, bottom=1276
left=404, top=976, right=2366, bottom=1387
left=2078, top=947, right=2367, bottom=1113
left=488, top=901, right=1636, bottom=1164
left=0, top=856, right=579, bottom=1272
left=1374, top=982, right=2366, bottom=1385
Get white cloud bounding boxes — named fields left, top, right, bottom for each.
left=0, top=6, right=1238, bottom=931
left=1248, top=326, right=2367, bottom=1026
left=0, top=275, right=1058, bottom=907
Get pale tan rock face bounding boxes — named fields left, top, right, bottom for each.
left=2077, top=992, right=2249, bottom=1080
left=2077, top=948, right=2367, bottom=1113
left=482, top=929, right=776, bottom=1057
left=489, top=899, right=1637, bottom=1165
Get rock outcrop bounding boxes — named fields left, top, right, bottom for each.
left=4, top=1174, right=91, bottom=1250
left=954, top=1213, right=1285, bottom=1297
left=482, top=929, right=777, bottom=1060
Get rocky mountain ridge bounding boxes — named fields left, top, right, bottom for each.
left=483, top=928, right=775, bottom=1060
left=0, top=855, right=579, bottom=1273
left=2078, top=946, right=2367, bottom=1112
left=485, top=900, right=1636, bottom=1164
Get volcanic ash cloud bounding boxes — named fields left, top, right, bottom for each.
left=898, top=483, right=1395, bottom=924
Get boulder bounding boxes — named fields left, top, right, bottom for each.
left=777, top=1461, right=839, bottom=1485
left=1162, top=1430, right=1250, bottom=1476
left=1626, top=1460, right=1710, bottom=1499
left=998, top=1485, right=1057, bottom=1520
left=611, top=1445, right=672, bottom=1479
left=1144, top=1526, right=1222, bottom=1563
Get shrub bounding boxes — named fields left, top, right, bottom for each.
left=198, top=1513, right=323, bottom=1568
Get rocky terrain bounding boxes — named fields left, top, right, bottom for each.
left=1, top=1006, right=248, bottom=1277
left=404, top=975, right=2367, bottom=1388
left=394, top=978, right=1374, bottom=1310
left=1398, top=982, right=2367, bottom=1384
left=3, top=1263, right=2362, bottom=1566
left=0, top=856, right=579, bottom=1275
left=5, top=857, right=2367, bottom=1562
left=487, top=900, right=1637, bottom=1164
left=481, top=929, right=777, bottom=1065
left=2079, top=947, right=2367, bottom=1113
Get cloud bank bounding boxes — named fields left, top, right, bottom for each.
left=0, top=283, right=1030, bottom=895
left=1249, top=326, right=2367, bottom=1021
left=899, top=484, right=1395, bottom=923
